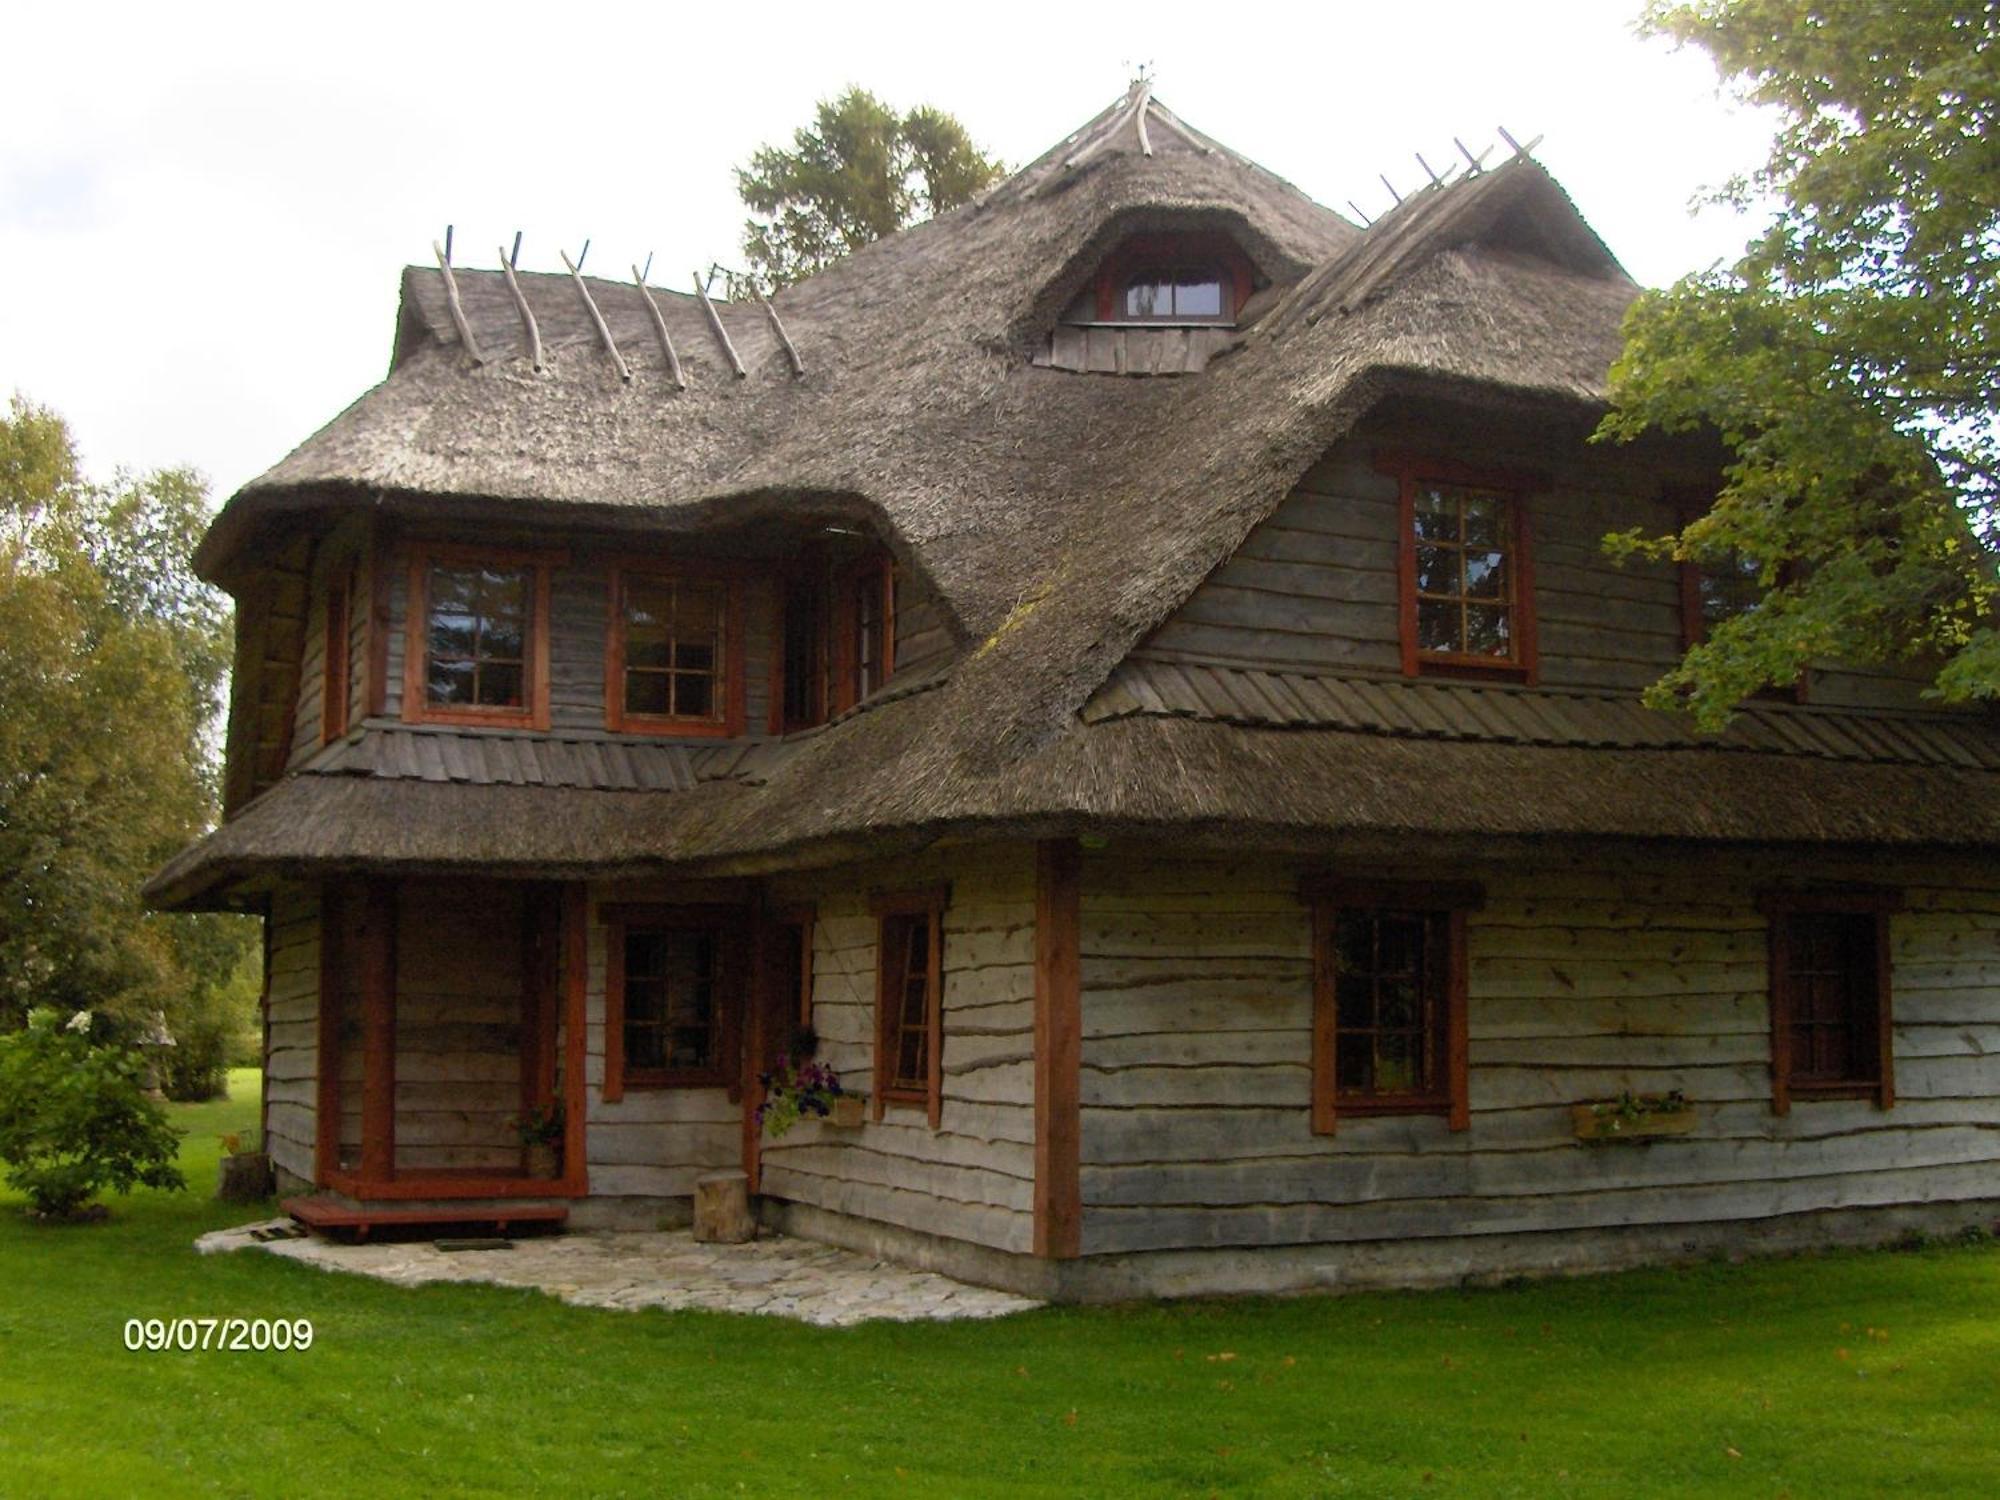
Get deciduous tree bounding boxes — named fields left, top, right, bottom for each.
left=1600, top=2, right=1999, bottom=724
left=736, top=89, right=1004, bottom=288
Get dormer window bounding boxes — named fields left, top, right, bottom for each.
left=1060, top=232, right=1256, bottom=328
left=1119, top=266, right=1228, bottom=323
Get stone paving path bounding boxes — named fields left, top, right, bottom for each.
left=197, top=1221, right=1040, bottom=1327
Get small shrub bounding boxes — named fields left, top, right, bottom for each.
left=0, top=1009, right=186, bottom=1219
left=160, top=1012, right=231, bottom=1102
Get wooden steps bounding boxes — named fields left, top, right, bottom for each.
left=282, top=1195, right=568, bottom=1242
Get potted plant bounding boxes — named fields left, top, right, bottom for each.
left=215, top=1129, right=274, bottom=1203
left=514, top=1101, right=564, bottom=1179
left=1572, top=1090, right=1696, bottom=1143
left=756, top=1057, right=858, bottom=1138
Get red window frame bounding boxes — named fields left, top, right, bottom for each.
left=600, top=903, right=747, bottom=1098
left=1377, top=451, right=1540, bottom=683
left=870, top=885, right=949, bottom=1128
left=1758, top=888, right=1899, bottom=1114
left=402, top=543, right=560, bottom=731
left=1302, top=877, right=1481, bottom=1135
left=832, top=553, right=896, bottom=716
left=605, top=561, right=747, bottom=737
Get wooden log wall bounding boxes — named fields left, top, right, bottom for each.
left=1135, top=430, right=1944, bottom=709
left=1077, top=848, right=2000, bottom=1257
left=758, top=844, right=1039, bottom=1254
left=286, top=517, right=369, bottom=769
left=391, top=882, right=527, bottom=1173
left=263, top=887, right=320, bottom=1185
left=892, top=579, right=953, bottom=682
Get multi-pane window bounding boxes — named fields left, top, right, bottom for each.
left=851, top=561, right=889, bottom=704
left=426, top=564, right=530, bottom=710
left=780, top=572, right=828, bottom=731
left=1413, top=482, right=1520, bottom=663
left=621, top=574, right=727, bottom=725
left=602, top=908, right=744, bottom=1097
left=1120, top=266, right=1228, bottom=322
left=872, top=889, right=946, bottom=1127
left=1331, top=909, right=1446, bottom=1104
left=622, top=927, right=720, bottom=1077
left=1306, top=877, right=1478, bottom=1134
left=1766, top=896, right=1897, bottom=1111
left=1686, top=552, right=1763, bottom=644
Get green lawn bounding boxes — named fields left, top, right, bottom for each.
left=2, top=1071, right=1999, bottom=1497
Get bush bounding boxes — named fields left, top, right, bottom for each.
left=0, top=1009, right=185, bottom=1218
left=160, top=1013, right=230, bottom=1102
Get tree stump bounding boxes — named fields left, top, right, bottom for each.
left=693, top=1170, right=755, bottom=1243
left=216, top=1152, right=274, bottom=1204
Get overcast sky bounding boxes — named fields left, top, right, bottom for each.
left=1, top=1, right=1776, bottom=503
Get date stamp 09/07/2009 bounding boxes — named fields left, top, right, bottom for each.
left=123, top=1318, right=314, bottom=1352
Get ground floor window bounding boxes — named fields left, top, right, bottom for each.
left=1762, top=890, right=1898, bottom=1112
left=870, top=886, right=948, bottom=1127
left=1303, top=877, right=1480, bottom=1134
left=601, top=905, right=744, bottom=1098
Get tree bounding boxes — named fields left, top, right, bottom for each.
left=736, top=88, right=1004, bottom=289
left=1599, top=2, right=1999, bottom=726
left=0, top=396, right=254, bottom=1068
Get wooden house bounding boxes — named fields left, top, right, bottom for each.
left=149, top=88, right=2000, bottom=1297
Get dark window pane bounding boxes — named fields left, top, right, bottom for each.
left=1415, top=544, right=1459, bottom=596
left=477, top=662, right=523, bottom=708
left=1335, top=973, right=1373, bottom=1030
left=481, top=620, right=524, bottom=662
left=1336, top=1032, right=1373, bottom=1092
left=674, top=640, right=715, bottom=674
left=626, top=1022, right=665, bottom=1070
left=1461, top=495, right=1503, bottom=547
left=1334, top=913, right=1374, bottom=975
left=429, top=612, right=476, bottom=658
left=1413, top=488, right=1457, bottom=541
left=1464, top=551, right=1508, bottom=599
left=1375, top=1030, right=1421, bottom=1094
left=429, top=569, right=477, bottom=614
left=1377, top=977, right=1419, bottom=1031
left=625, top=672, right=671, bottom=716
left=1464, top=605, right=1512, bottom=656
left=1376, top=916, right=1424, bottom=976
left=427, top=658, right=474, bottom=704
left=676, top=673, right=714, bottom=719
left=1417, top=600, right=1460, bottom=653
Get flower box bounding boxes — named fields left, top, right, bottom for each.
left=826, top=1094, right=866, bottom=1129
left=1572, top=1098, right=1697, bottom=1143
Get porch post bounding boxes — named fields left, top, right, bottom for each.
left=1034, top=839, right=1083, bottom=1259
left=560, top=883, right=590, bottom=1195
left=358, top=879, right=398, bottom=1184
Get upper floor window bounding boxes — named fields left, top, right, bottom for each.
left=845, top=554, right=894, bottom=706
left=775, top=550, right=896, bottom=733
left=1760, top=889, right=1899, bottom=1113
left=1061, top=232, right=1255, bottom=327
left=404, top=545, right=555, bottom=731
left=1119, top=266, right=1229, bottom=323
left=607, top=565, right=744, bottom=736
left=1304, top=877, right=1479, bottom=1135
left=321, top=570, right=353, bottom=745
left=1379, top=453, right=1539, bottom=682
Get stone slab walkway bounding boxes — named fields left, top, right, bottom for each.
left=197, top=1220, right=1040, bottom=1327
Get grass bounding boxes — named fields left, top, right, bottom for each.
left=2, top=1071, right=1999, bottom=1497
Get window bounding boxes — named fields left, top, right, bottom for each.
left=824, top=553, right=894, bottom=718
left=1673, top=496, right=1808, bottom=702
left=1060, top=232, right=1255, bottom=326
left=1761, top=890, right=1899, bottom=1113
left=778, top=571, right=828, bottom=732
left=871, top=886, right=948, bottom=1127
left=1304, top=877, right=1480, bottom=1134
left=403, top=546, right=555, bottom=730
left=1379, top=453, right=1539, bottom=681
left=608, top=566, right=744, bottom=735
left=321, top=571, right=353, bottom=745
left=1119, top=266, right=1228, bottom=322
left=601, top=906, right=744, bottom=1097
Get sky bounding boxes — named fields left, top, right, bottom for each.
left=0, top=0, right=1778, bottom=504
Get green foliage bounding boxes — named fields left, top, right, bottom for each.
left=0, top=395, right=256, bottom=1041
left=1599, top=3, right=2000, bottom=725
left=736, top=88, right=1004, bottom=289
left=0, top=1008, right=185, bottom=1217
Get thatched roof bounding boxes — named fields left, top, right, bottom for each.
left=152, top=87, right=2000, bottom=909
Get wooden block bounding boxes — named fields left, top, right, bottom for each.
left=693, top=1169, right=756, bottom=1243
